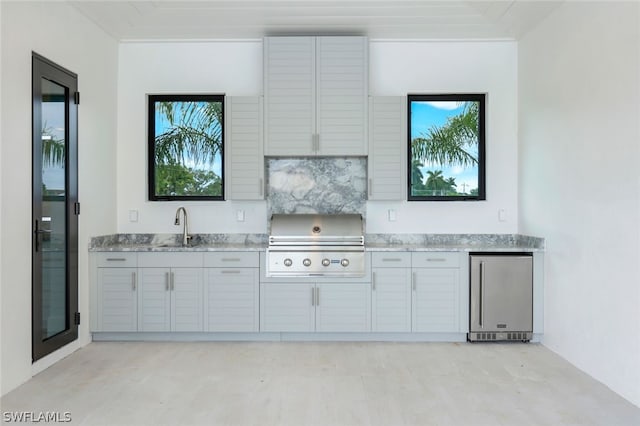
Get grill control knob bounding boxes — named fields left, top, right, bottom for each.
left=283, top=258, right=293, bottom=267
left=340, top=258, right=350, bottom=267
left=303, top=258, right=312, bottom=267
left=322, top=258, right=330, bottom=267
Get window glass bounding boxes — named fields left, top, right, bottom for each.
left=408, top=94, right=485, bottom=200
left=148, top=94, right=224, bottom=200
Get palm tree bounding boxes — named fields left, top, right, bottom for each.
left=42, top=124, right=65, bottom=167
left=154, top=101, right=222, bottom=168
left=410, top=159, right=427, bottom=194
left=411, top=101, right=479, bottom=168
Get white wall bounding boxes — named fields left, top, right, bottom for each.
left=0, top=2, right=118, bottom=395
left=117, top=41, right=267, bottom=234
left=519, top=2, right=640, bottom=407
left=117, top=40, right=518, bottom=235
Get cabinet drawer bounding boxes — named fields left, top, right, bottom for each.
left=203, top=252, right=259, bottom=268
left=138, top=252, right=203, bottom=268
left=95, top=252, right=137, bottom=268
left=371, top=252, right=411, bottom=268
left=411, top=252, right=460, bottom=268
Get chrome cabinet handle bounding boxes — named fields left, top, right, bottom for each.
left=382, top=258, right=402, bottom=262
left=106, top=258, right=127, bottom=262
left=221, top=258, right=241, bottom=262
left=170, top=272, right=175, bottom=291
left=221, top=270, right=241, bottom=274
left=316, top=287, right=320, bottom=306
left=479, top=261, right=485, bottom=328
left=311, top=287, right=315, bottom=306
left=372, top=272, right=376, bottom=291
left=259, top=178, right=264, bottom=197
left=165, top=272, right=170, bottom=291
left=427, top=258, right=446, bottom=262
left=131, top=272, right=136, bottom=291
left=412, top=272, right=416, bottom=291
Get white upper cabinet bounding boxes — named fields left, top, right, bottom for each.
left=226, top=96, right=264, bottom=200
left=264, top=36, right=368, bottom=156
left=368, top=97, right=407, bottom=200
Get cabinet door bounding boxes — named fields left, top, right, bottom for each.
left=97, top=268, right=137, bottom=332
left=371, top=268, right=412, bottom=332
left=171, top=268, right=204, bottom=332
left=264, top=37, right=316, bottom=155
left=260, top=282, right=315, bottom=332
left=316, top=283, right=370, bottom=332
left=316, top=36, right=368, bottom=156
left=205, top=268, right=259, bottom=332
left=138, top=268, right=171, bottom=332
left=226, top=96, right=264, bottom=200
left=368, top=96, right=406, bottom=200
left=412, top=269, right=460, bottom=332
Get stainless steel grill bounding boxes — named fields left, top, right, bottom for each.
left=267, top=214, right=365, bottom=277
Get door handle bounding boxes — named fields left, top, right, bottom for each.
left=479, top=261, right=485, bottom=328
left=372, top=272, right=376, bottom=291
left=34, top=219, right=52, bottom=252
left=132, top=272, right=136, bottom=291
left=170, top=272, right=175, bottom=291
left=165, top=272, right=170, bottom=291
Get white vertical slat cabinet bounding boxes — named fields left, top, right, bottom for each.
left=368, top=97, right=407, bottom=200
left=226, top=96, right=264, bottom=200
left=315, top=283, right=371, bottom=332
left=95, top=253, right=138, bottom=332
left=263, top=36, right=316, bottom=156
left=137, top=253, right=204, bottom=332
left=203, top=253, right=260, bottom=332
left=411, top=252, right=462, bottom=333
left=260, top=282, right=316, bottom=332
left=263, top=36, right=368, bottom=156
left=315, top=37, right=368, bottom=155
left=371, top=253, right=412, bottom=332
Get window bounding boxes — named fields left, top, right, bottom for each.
left=408, top=94, right=485, bottom=201
left=148, top=94, right=224, bottom=200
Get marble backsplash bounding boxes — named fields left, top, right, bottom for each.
left=266, top=157, right=367, bottom=217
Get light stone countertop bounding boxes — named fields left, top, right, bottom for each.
left=89, top=233, right=544, bottom=252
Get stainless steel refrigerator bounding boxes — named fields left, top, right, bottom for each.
left=469, top=254, right=533, bottom=342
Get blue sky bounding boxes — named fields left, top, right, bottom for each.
left=411, top=100, right=479, bottom=194
left=155, top=101, right=222, bottom=177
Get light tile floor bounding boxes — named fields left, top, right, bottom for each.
left=1, top=342, right=639, bottom=425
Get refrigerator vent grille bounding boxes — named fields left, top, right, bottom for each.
left=471, top=332, right=532, bottom=342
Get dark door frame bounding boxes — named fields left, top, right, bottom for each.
left=32, top=52, right=79, bottom=362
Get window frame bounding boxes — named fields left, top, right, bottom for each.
left=147, top=93, right=225, bottom=201
left=407, top=93, right=486, bottom=201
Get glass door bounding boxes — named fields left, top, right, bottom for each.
left=32, top=53, right=79, bottom=361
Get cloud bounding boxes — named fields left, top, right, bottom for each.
left=424, top=101, right=464, bottom=110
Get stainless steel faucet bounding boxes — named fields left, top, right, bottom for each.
left=174, top=207, right=191, bottom=246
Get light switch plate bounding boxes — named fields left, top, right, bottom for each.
left=498, top=209, right=507, bottom=222
left=388, top=209, right=397, bottom=222
left=236, top=210, right=245, bottom=222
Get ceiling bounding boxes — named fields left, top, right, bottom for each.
left=69, top=0, right=563, bottom=42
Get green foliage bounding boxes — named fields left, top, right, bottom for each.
left=42, top=123, right=65, bottom=167
left=411, top=102, right=479, bottom=167
left=155, top=161, right=221, bottom=196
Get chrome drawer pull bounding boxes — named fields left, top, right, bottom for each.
left=382, top=258, right=402, bottom=262
left=221, top=258, right=241, bottom=262
left=221, top=270, right=241, bottom=274
left=426, top=258, right=446, bottom=262
left=106, top=258, right=127, bottom=262
left=131, top=272, right=136, bottom=291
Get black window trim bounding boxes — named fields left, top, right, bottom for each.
left=407, top=93, right=486, bottom=201
left=148, top=93, right=225, bottom=201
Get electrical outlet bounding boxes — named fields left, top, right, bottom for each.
left=388, top=209, right=397, bottom=222
left=236, top=210, right=245, bottom=222
left=129, top=209, right=138, bottom=222
left=498, top=209, right=507, bottom=222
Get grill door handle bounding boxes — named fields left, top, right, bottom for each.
left=316, top=287, right=320, bottom=306
left=311, top=286, right=315, bottom=306
left=165, top=272, right=170, bottom=291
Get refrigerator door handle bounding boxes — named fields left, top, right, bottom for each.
left=479, top=261, right=485, bottom=328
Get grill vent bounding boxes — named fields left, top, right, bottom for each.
left=470, top=331, right=532, bottom=342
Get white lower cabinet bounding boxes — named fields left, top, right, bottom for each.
left=138, top=267, right=204, bottom=332
left=204, top=266, right=259, bottom=332
left=97, top=267, right=138, bottom=332
left=411, top=252, right=462, bottom=333
left=260, top=282, right=371, bottom=332
left=371, top=253, right=412, bottom=332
